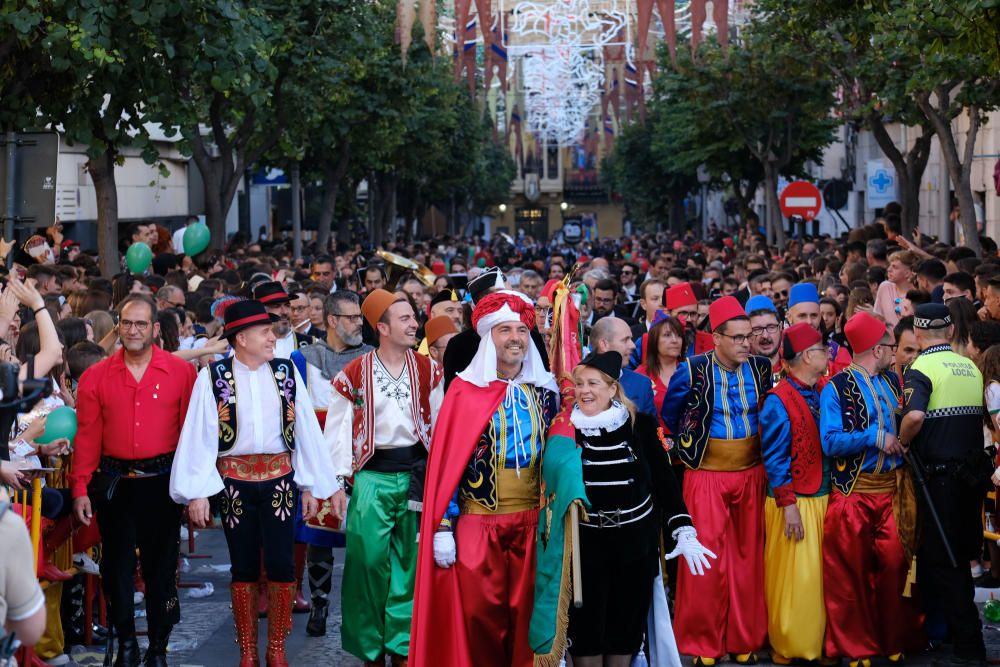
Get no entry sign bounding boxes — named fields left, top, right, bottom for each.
left=779, top=181, right=822, bottom=221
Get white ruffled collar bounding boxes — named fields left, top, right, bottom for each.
left=570, top=401, right=630, bottom=435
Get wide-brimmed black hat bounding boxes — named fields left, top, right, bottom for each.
left=430, top=288, right=460, bottom=308
left=223, top=300, right=279, bottom=339
left=579, top=351, right=622, bottom=379
left=251, top=280, right=292, bottom=305
left=468, top=267, right=505, bottom=304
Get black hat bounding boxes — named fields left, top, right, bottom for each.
left=251, top=280, right=292, bottom=305
left=914, top=303, right=952, bottom=330
left=430, top=288, right=460, bottom=308
left=223, top=300, right=279, bottom=339
left=579, top=351, right=622, bottom=379
left=468, top=267, right=505, bottom=304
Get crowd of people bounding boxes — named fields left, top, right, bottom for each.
left=1, top=206, right=1000, bottom=667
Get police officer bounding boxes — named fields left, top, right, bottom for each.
left=899, top=303, right=987, bottom=667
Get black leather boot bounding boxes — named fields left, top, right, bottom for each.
left=113, top=636, right=141, bottom=667
left=143, top=628, right=170, bottom=667
left=305, top=598, right=328, bottom=637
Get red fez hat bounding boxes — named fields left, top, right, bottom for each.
left=844, top=312, right=887, bottom=355
left=709, top=296, right=746, bottom=331
left=781, top=322, right=822, bottom=360
left=665, top=282, right=697, bottom=311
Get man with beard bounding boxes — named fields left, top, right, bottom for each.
left=252, top=281, right=314, bottom=358
left=325, top=289, right=444, bottom=666
left=410, top=291, right=559, bottom=667
left=171, top=300, right=342, bottom=667
left=290, top=291, right=373, bottom=636
left=748, top=295, right=783, bottom=382
left=661, top=297, right=772, bottom=666
left=70, top=295, right=197, bottom=667
left=820, top=312, right=922, bottom=665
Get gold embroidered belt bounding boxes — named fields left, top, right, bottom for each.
left=217, top=453, right=293, bottom=482
left=852, top=471, right=898, bottom=494
left=700, top=436, right=762, bottom=472
left=461, top=467, right=540, bottom=515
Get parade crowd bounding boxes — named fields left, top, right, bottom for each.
left=3, top=207, right=1000, bottom=667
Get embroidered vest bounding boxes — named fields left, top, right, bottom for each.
left=828, top=368, right=900, bottom=495
left=675, top=353, right=772, bottom=470
left=209, top=357, right=297, bottom=454
left=769, top=378, right=822, bottom=496
left=332, top=350, right=442, bottom=472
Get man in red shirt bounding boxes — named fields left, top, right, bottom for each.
left=69, top=294, right=197, bottom=667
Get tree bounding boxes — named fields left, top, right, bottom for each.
left=604, top=117, right=695, bottom=233
left=753, top=0, right=935, bottom=237
left=651, top=31, right=837, bottom=246
left=869, top=0, right=1000, bottom=255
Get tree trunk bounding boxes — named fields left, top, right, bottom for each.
left=86, top=148, right=120, bottom=278
left=670, top=191, right=686, bottom=235
left=763, top=163, right=785, bottom=248
left=915, top=91, right=983, bottom=256
left=315, top=141, right=352, bottom=252
left=869, top=116, right=934, bottom=237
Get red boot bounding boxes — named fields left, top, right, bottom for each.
left=292, top=543, right=311, bottom=613
left=231, top=582, right=260, bottom=667
left=265, top=582, right=295, bottom=667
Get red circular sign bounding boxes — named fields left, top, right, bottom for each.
left=779, top=181, right=823, bottom=221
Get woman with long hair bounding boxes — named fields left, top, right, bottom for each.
left=568, top=352, right=714, bottom=667
left=819, top=297, right=842, bottom=339
left=636, top=313, right=685, bottom=424
left=948, top=297, right=979, bottom=358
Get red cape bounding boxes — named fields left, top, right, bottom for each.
left=410, top=377, right=508, bottom=667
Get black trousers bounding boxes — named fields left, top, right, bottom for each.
left=92, top=474, right=182, bottom=639
left=917, top=473, right=986, bottom=661
left=220, top=472, right=296, bottom=583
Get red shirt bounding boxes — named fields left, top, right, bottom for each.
left=69, top=346, right=197, bottom=498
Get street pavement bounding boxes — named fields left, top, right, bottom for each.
left=62, top=526, right=1000, bottom=666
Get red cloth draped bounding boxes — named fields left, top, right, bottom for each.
left=822, top=491, right=925, bottom=658
left=410, top=378, right=508, bottom=667
left=674, top=466, right=768, bottom=657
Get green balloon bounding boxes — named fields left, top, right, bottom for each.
left=125, top=242, right=153, bottom=274
left=37, top=406, right=77, bottom=446
left=183, top=222, right=211, bottom=256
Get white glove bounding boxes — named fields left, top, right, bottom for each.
left=665, top=526, right=717, bottom=576
left=992, top=466, right=1000, bottom=487
left=433, top=531, right=456, bottom=568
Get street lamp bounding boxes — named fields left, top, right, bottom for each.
left=560, top=201, right=569, bottom=211
left=498, top=203, right=507, bottom=213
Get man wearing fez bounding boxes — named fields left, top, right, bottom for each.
left=661, top=296, right=772, bottom=666
left=325, top=288, right=444, bottom=666
left=423, top=315, right=459, bottom=366
left=760, top=323, right=832, bottom=664
left=820, top=312, right=922, bottom=666
left=170, top=299, right=342, bottom=667
left=290, top=289, right=372, bottom=637
left=899, top=304, right=987, bottom=667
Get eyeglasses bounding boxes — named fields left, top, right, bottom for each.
left=120, top=319, right=151, bottom=332
left=751, top=324, right=781, bottom=336
left=877, top=343, right=898, bottom=352
left=331, top=313, right=363, bottom=323
left=774, top=290, right=789, bottom=298
left=717, top=332, right=752, bottom=345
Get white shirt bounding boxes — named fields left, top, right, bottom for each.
left=275, top=331, right=297, bottom=360
left=171, top=226, right=188, bottom=254
left=169, top=358, right=340, bottom=504
left=324, top=352, right=444, bottom=477
left=305, top=364, right=333, bottom=410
